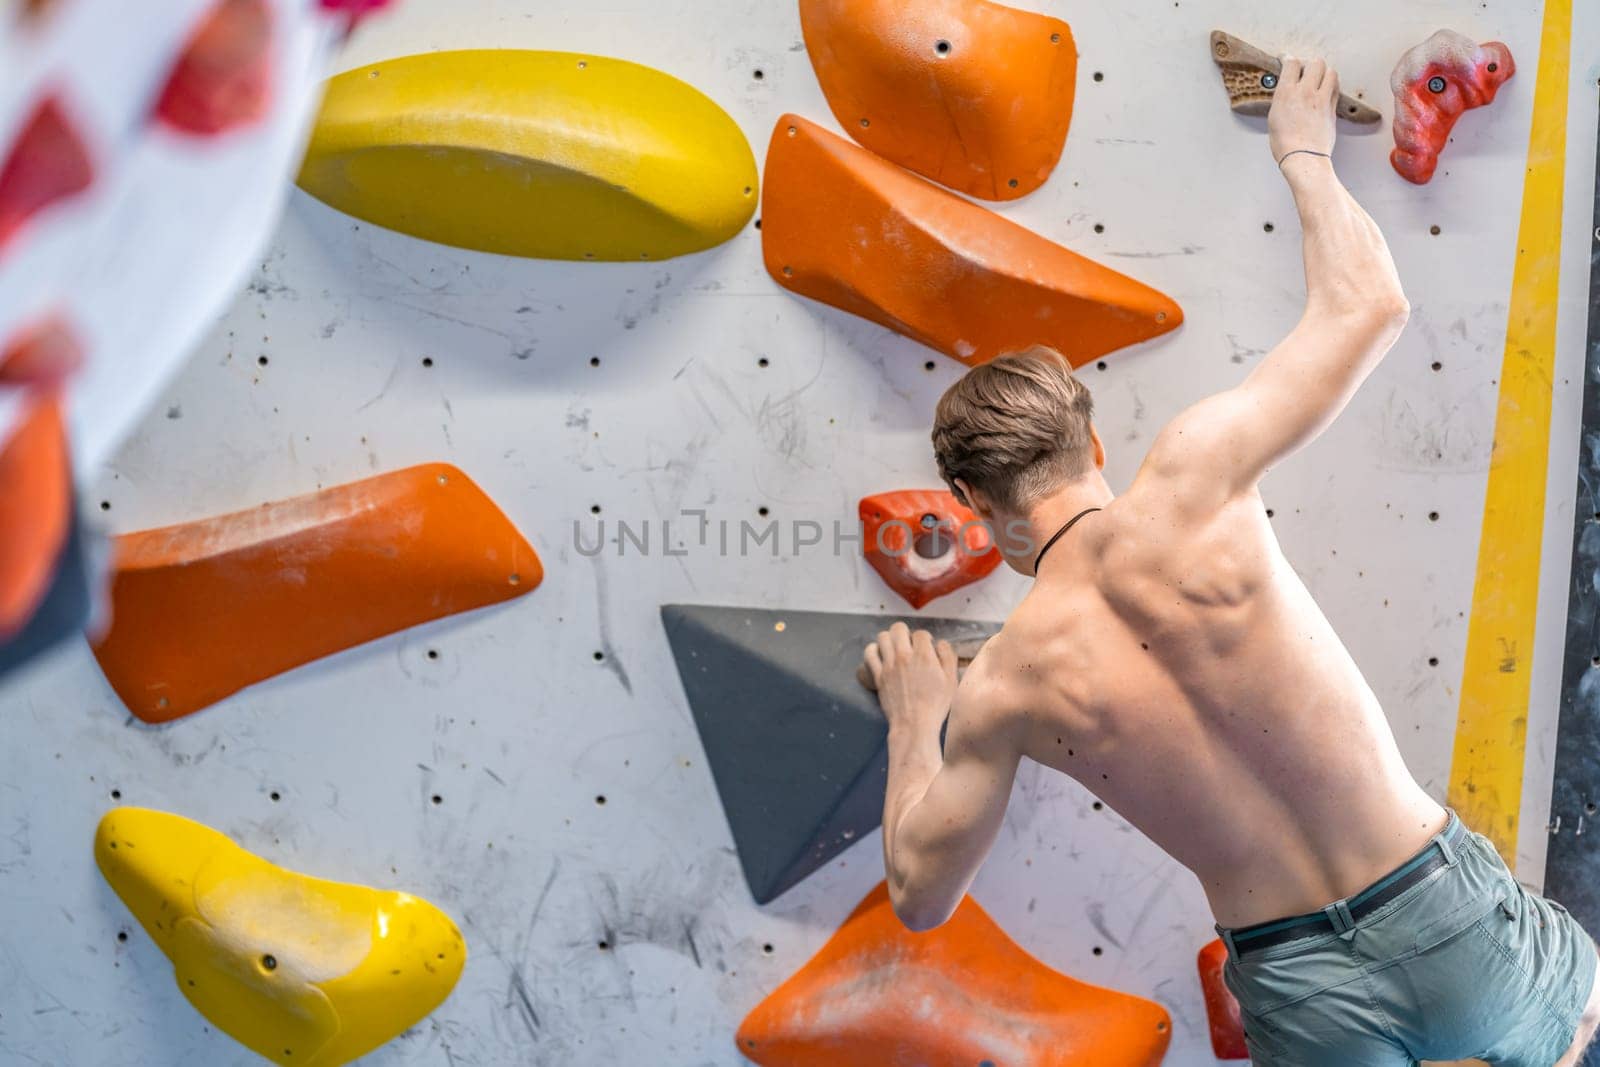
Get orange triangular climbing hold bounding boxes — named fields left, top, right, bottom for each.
left=737, top=882, right=1172, bottom=1066
left=91, top=463, right=540, bottom=722
left=762, top=114, right=1182, bottom=369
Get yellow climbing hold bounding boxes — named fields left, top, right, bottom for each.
left=297, top=50, right=759, bottom=261
left=95, top=807, right=465, bottom=1066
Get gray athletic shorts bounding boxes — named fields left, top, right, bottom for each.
left=1219, top=811, right=1598, bottom=1066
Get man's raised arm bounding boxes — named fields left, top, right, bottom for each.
left=1142, top=57, right=1410, bottom=502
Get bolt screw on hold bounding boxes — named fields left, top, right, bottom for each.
left=1260, top=72, right=1278, bottom=89
left=1428, top=76, right=1447, bottom=93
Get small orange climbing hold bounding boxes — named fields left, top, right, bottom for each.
left=799, top=0, right=1076, bottom=200
left=861, top=489, right=999, bottom=609
left=737, top=882, right=1172, bottom=1066
left=1198, top=938, right=1249, bottom=1059
left=762, top=115, right=1182, bottom=369
left=155, top=0, right=274, bottom=136
left=91, top=463, right=540, bottom=721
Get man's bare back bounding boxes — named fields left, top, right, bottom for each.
left=977, top=481, right=1444, bottom=928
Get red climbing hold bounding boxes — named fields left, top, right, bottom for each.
left=0, top=317, right=85, bottom=388
left=1390, top=30, right=1515, bottom=185
left=154, top=0, right=274, bottom=136
left=1198, top=938, right=1249, bottom=1059
left=0, top=96, right=93, bottom=252
left=861, top=490, right=1000, bottom=609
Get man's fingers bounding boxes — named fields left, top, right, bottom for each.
left=876, top=629, right=897, bottom=666
left=1304, top=58, right=1326, bottom=87
left=935, top=639, right=958, bottom=677
left=888, top=621, right=913, bottom=654
left=864, top=643, right=883, bottom=682
left=1325, top=68, right=1340, bottom=99
left=912, top=629, right=935, bottom=654
left=1281, top=56, right=1303, bottom=84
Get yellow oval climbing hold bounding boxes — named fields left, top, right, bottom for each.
left=297, top=50, right=759, bottom=260
left=95, top=808, right=465, bottom=1066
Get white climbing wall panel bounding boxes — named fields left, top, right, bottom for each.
left=3, top=0, right=1599, bottom=1064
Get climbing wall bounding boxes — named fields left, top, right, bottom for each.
left=2, top=1, right=1599, bottom=1064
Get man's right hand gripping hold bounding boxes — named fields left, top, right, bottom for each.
left=861, top=57, right=1600, bottom=1067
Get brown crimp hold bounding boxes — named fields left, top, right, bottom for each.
left=1210, top=31, right=1382, bottom=124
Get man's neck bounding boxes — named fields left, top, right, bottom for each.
left=1014, top=477, right=1116, bottom=575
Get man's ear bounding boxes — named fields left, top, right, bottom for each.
left=957, top=480, right=995, bottom=519
left=1090, top=426, right=1107, bottom=471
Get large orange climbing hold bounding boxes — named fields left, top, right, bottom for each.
left=1198, top=938, right=1249, bottom=1059
left=0, top=95, right=94, bottom=251
left=91, top=463, right=540, bottom=722
left=1390, top=30, right=1515, bottom=185
left=737, top=882, right=1172, bottom=1066
left=763, top=115, right=1182, bottom=369
left=155, top=0, right=274, bottom=136
left=798, top=0, right=1075, bottom=201
left=860, top=489, right=1000, bottom=609
left=0, top=399, right=70, bottom=641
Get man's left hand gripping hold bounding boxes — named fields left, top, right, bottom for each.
left=862, top=622, right=1021, bottom=931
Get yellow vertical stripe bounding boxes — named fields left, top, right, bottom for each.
left=1447, top=0, right=1572, bottom=859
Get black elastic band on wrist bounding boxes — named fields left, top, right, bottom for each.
left=1276, top=148, right=1332, bottom=167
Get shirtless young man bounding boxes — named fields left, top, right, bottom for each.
left=860, top=57, right=1600, bottom=1067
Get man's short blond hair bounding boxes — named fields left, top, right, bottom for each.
left=932, top=346, right=1095, bottom=512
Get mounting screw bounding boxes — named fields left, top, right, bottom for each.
left=920, top=513, right=939, bottom=529
left=1260, top=73, right=1278, bottom=90
left=1428, top=76, right=1447, bottom=93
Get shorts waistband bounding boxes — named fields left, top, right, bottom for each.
left=1216, top=811, right=1466, bottom=958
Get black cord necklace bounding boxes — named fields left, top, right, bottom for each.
left=1032, top=507, right=1102, bottom=575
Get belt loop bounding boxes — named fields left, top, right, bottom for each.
left=1437, top=832, right=1458, bottom=867
left=1323, top=900, right=1357, bottom=939
left=1216, top=923, right=1240, bottom=959
left=1436, top=814, right=1460, bottom=866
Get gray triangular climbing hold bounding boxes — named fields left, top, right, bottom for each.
left=660, top=604, right=999, bottom=904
